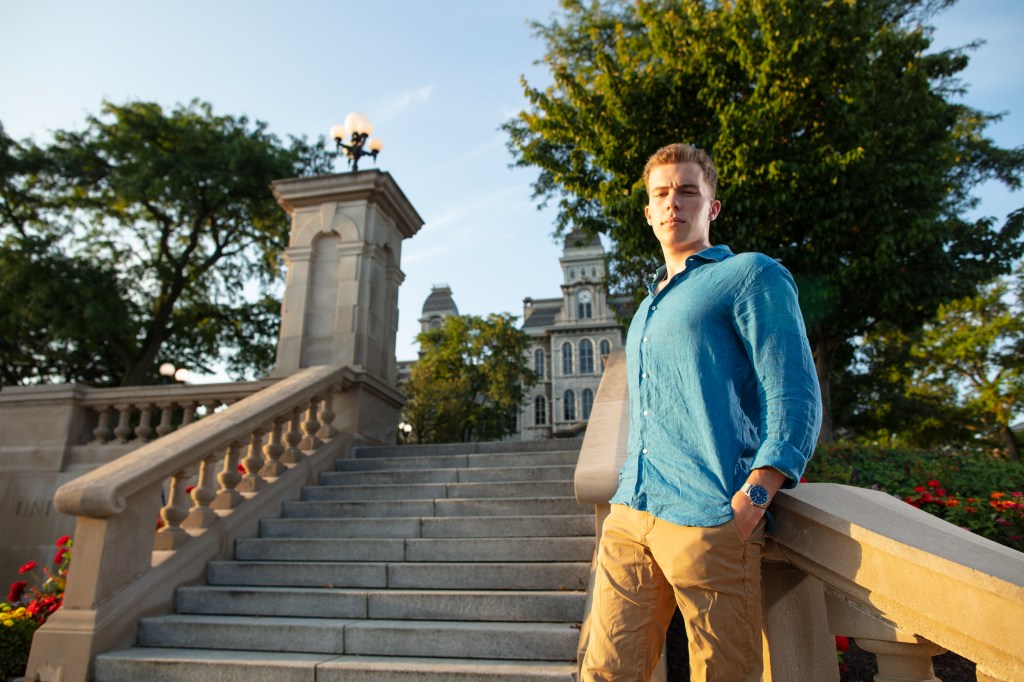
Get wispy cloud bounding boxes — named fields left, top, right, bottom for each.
left=403, top=184, right=532, bottom=264
left=435, top=135, right=508, bottom=171
left=377, top=85, right=434, bottom=123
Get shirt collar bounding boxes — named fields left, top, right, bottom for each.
left=649, top=244, right=735, bottom=293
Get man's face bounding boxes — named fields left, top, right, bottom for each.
left=644, top=162, right=720, bottom=255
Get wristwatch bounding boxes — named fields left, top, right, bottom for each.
left=740, top=483, right=771, bottom=508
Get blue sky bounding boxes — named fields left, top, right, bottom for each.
left=2, top=0, right=1022, bottom=376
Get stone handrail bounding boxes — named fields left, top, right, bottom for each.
left=573, top=350, right=1024, bottom=682
left=24, top=365, right=395, bottom=682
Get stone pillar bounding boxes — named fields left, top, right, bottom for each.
left=268, top=170, right=422, bottom=443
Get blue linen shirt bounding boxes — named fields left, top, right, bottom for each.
left=609, top=244, right=822, bottom=527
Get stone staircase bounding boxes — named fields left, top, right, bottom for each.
left=94, top=441, right=594, bottom=681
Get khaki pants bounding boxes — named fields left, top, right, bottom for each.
left=581, top=504, right=765, bottom=682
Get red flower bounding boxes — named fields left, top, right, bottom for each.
left=8, top=580, right=28, bottom=603
left=835, top=635, right=850, bottom=653
left=19, top=560, right=37, bottom=574
left=927, top=480, right=940, bottom=488
left=56, top=535, right=71, bottom=548
left=54, top=547, right=68, bottom=565
left=913, top=486, right=925, bottom=493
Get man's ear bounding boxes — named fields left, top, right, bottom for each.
left=644, top=205, right=653, bottom=224
left=709, top=199, right=722, bottom=221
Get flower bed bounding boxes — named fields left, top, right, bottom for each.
left=1, top=536, right=71, bottom=678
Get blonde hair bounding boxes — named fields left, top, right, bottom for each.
left=642, top=143, right=718, bottom=198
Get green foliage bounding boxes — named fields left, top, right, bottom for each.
left=0, top=605, right=39, bottom=678
left=0, top=101, right=330, bottom=386
left=402, top=314, right=537, bottom=443
left=506, top=0, right=1024, bottom=439
left=846, top=258, right=1024, bottom=457
left=911, top=260, right=1024, bottom=460
left=806, top=441, right=1024, bottom=550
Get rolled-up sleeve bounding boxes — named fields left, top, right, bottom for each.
left=733, top=261, right=822, bottom=488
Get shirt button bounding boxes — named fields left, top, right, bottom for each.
left=642, top=336, right=649, bottom=343
left=641, top=372, right=647, bottom=379
left=643, top=410, right=649, bottom=416
left=651, top=305, right=657, bottom=311
left=642, top=448, right=648, bottom=454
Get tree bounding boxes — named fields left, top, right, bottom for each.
left=402, top=314, right=537, bottom=443
left=505, top=0, right=1024, bottom=440
left=909, top=259, right=1024, bottom=461
left=0, top=100, right=332, bottom=386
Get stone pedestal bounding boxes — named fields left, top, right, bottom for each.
left=268, top=170, right=422, bottom=444
left=270, top=170, right=422, bottom=387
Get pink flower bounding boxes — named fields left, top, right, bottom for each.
left=19, top=561, right=37, bottom=574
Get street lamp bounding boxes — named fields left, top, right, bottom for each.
left=158, top=362, right=192, bottom=384
left=330, top=112, right=383, bottom=171
left=398, top=421, right=413, bottom=443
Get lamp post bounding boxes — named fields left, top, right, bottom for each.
left=330, top=112, right=383, bottom=171
left=158, top=362, right=192, bottom=384
left=398, top=421, right=413, bottom=444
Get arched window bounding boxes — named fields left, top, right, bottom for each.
left=599, top=339, right=611, bottom=371
left=562, top=342, right=573, bottom=375
left=534, top=395, right=547, bottom=426
left=563, top=389, right=576, bottom=421
left=534, top=348, right=545, bottom=380
left=582, top=388, right=594, bottom=420
left=579, top=339, right=594, bottom=374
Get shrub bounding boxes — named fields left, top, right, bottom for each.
left=1, top=535, right=72, bottom=678
left=805, top=443, right=1024, bottom=550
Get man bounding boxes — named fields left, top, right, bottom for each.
left=581, top=143, right=822, bottom=682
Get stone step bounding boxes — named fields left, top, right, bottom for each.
left=176, top=586, right=585, bottom=622
left=282, top=496, right=587, bottom=519
left=353, top=440, right=581, bottom=459
left=95, top=649, right=578, bottom=682
left=234, top=536, right=595, bottom=563
left=207, top=560, right=591, bottom=591
left=335, top=450, right=579, bottom=473
left=318, top=464, right=576, bottom=486
left=137, top=615, right=579, bottom=661
left=260, top=514, right=594, bottom=539
left=301, top=480, right=575, bottom=502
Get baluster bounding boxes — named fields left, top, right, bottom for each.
left=211, top=441, right=244, bottom=509
left=281, top=406, right=304, bottom=464
left=180, top=401, right=198, bottom=426
left=155, top=402, right=176, bottom=438
left=154, top=469, right=191, bottom=550
left=260, top=417, right=287, bottom=477
left=237, top=429, right=266, bottom=492
left=316, top=390, right=337, bottom=439
left=856, top=638, right=946, bottom=682
left=299, top=395, right=323, bottom=450
left=185, top=450, right=220, bottom=529
left=135, top=404, right=155, bottom=442
left=113, top=404, right=133, bottom=443
left=92, top=406, right=113, bottom=443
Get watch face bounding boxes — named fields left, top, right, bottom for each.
left=746, top=484, right=770, bottom=506
left=577, top=289, right=592, bottom=303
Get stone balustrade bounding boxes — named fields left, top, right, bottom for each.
left=77, top=381, right=262, bottom=448
left=575, top=350, right=1024, bottom=682
left=23, top=364, right=399, bottom=682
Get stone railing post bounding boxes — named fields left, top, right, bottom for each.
left=267, top=171, right=423, bottom=445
